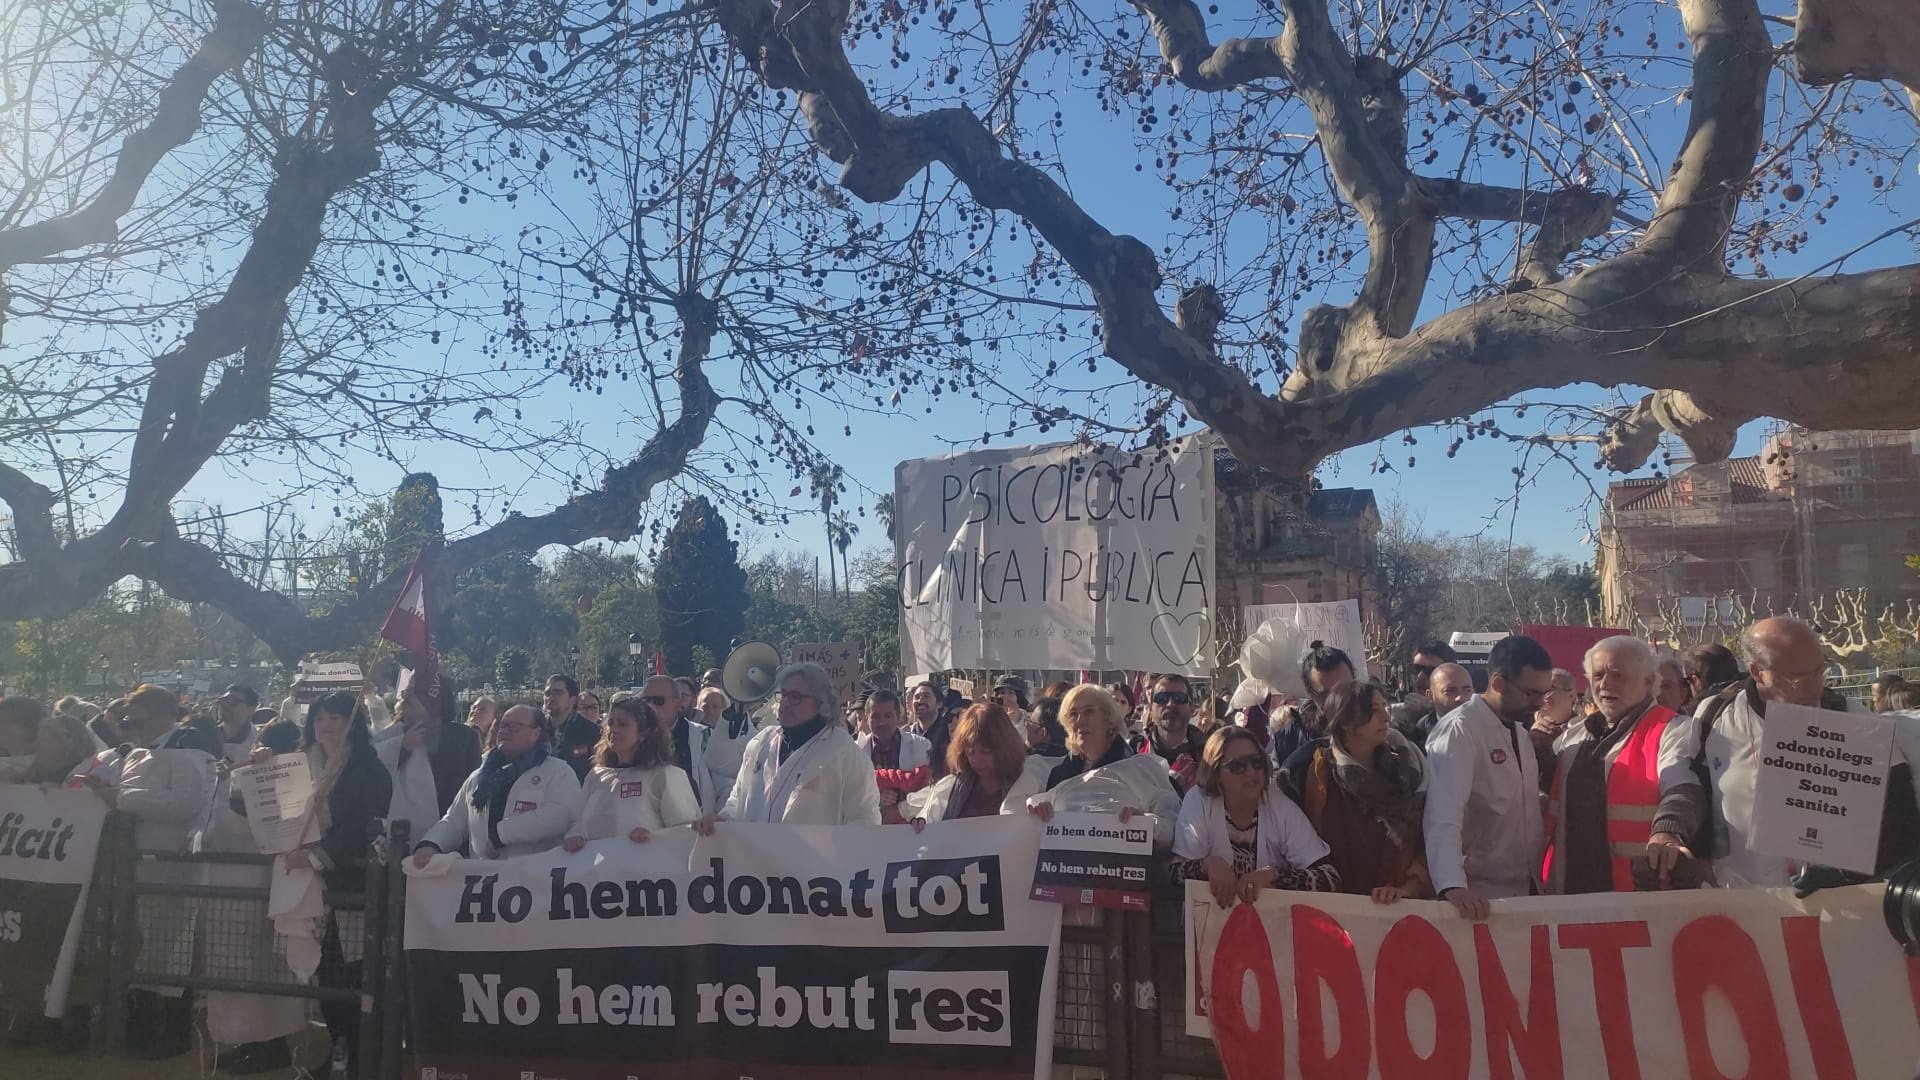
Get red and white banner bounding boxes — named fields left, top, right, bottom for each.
left=1184, top=883, right=1920, bottom=1079
left=380, top=550, right=440, bottom=715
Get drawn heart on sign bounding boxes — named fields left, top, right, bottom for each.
left=1150, top=611, right=1213, bottom=668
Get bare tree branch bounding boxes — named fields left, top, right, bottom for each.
left=0, top=0, right=269, bottom=270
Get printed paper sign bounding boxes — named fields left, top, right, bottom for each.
left=0, top=786, right=107, bottom=1017
left=404, top=816, right=1061, bottom=1079
left=1183, top=884, right=1920, bottom=1078
left=1030, top=811, right=1151, bottom=911
left=788, top=642, right=864, bottom=708
left=231, top=752, right=317, bottom=855
left=895, top=437, right=1217, bottom=676
left=1243, top=600, right=1369, bottom=681
left=1750, top=701, right=1894, bottom=874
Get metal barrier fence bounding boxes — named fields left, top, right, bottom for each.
left=76, top=817, right=1215, bottom=1079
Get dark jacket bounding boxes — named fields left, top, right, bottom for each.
left=552, top=711, right=601, bottom=781
left=316, top=743, right=394, bottom=894
left=1279, top=738, right=1431, bottom=898
left=428, top=722, right=483, bottom=817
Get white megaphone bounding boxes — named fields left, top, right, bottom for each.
left=721, top=641, right=783, bottom=705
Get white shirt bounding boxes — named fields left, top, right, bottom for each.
left=908, top=755, right=1056, bottom=821
left=1026, top=751, right=1182, bottom=850
left=704, top=708, right=758, bottom=798
left=375, top=735, right=441, bottom=836
left=856, top=729, right=934, bottom=772
left=1171, top=785, right=1330, bottom=870
left=421, top=755, right=583, bottom=859
left=672, top=716, right=720, bottom=815
left=1656, top=688, right=1867, bottom=888
left=570, top=764, right=700, bottom=841
left=1422, top=695, right=1545, bottom=898
left=719, top=723, right=880, bottom=826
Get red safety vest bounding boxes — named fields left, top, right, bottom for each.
left=1543, top=705, right=1678, bottom=892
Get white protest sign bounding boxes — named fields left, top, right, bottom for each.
left=896, top=437, right=1216, bottom=676
left=1243, top=600, right=1369, bottom=681
left=231, top=752, right=317, bottom=855
left=1750, top=701, right=1894, bottom=874
left=787, top=641, right=864, bottom=708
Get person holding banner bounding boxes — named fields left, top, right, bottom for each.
left=907, top=704, right=1052, bottom=823
left=563, top=694, right=700, bottom=850
left=1544, top=637, right=1706, bottom=894
left=1028, top=684, right=1180, bottom=849
left=1423, top=635, right=1554, bottom=920
left=416, top=705, right=583, bottom=862
left=697, top=662, right=880, bottom=828
left=285, top=691, right=393, bottom=1075
left=1172, top=727, right=1339, bottom=906
left=1277, top=682, right=1432, bottom=903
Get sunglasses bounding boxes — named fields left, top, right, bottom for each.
left=1221, top=754, right=1268, bottom=775
left=644, top=695, right=673, bottom=707
left=1152, top=691, right=1191, bottom=706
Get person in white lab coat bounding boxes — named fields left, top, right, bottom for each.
left=695, top=662, right=880, bottom=828
left=413, top=705, right=581, bottom=863
left=1653, top=617, right=1859, bottom=888
left=1027, top=684, right=1181, bottom=850
left=699, top=686, right=756, bottom=809
left=857, top=689, right=933, bottom=822
left=1423, top=634, right=1555, bottom=920
left=564, top=694, right=700, bottom=849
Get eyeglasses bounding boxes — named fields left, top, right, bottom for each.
left=644, top=695, right=672, bottom=707
left=493, top=720, right=538, bottom=734
left=1768, top=668, right=1826, bottom=689
left=1152, top=691, right=1191, bottom=706
left=778, top=690, right=813, bottom=703
left=1221, top=754, right=1268, bottom=775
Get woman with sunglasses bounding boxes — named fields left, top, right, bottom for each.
left=1277, top=681, right=1432, bottom=904
left=1171, top=727, right=1340, bottom=908
left=564, top=694, right=699, bottom=850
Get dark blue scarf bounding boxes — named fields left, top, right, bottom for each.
left=471, top=741, right=550, bottom=852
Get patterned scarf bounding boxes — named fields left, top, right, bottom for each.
left=1329, top=731, right=1426, bottom=846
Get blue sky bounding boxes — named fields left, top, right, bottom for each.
left=163, top=7, right=1918, bottom=573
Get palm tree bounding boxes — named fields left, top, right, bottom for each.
left=808, top=463, right=844, bottom=600
left=829, top=510, right=858, bottom=599
left=875, top=493, right=895, bottom=543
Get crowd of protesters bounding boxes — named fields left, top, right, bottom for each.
left=5, top=615, right=1919, bottom=1073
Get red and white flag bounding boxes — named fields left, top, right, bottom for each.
left=380, top=551, right=440, bottom=717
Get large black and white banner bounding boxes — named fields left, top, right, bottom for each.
left=0, top=785, right=107, bottom=1017
left=405, top=816, right=1063, bottom=1080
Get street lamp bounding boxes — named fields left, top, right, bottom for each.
left=568, top=646, right=581, bottom=680
left=628, top=634, right=644, bottom=688
left=97, top=654, right=110, bottom=693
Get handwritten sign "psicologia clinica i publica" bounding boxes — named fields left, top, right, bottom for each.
left=893, top=438, right=1217, bottom=677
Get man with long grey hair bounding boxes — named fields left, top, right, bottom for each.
left=695, top=661, right=879, bottom=827
left=1543, top=636, right=1705, bottom=894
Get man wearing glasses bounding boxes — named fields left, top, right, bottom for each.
left=643, top=674, right=717, bottom=814
left=1653, top=616, right=1843, bottom=888
left=1131, top=674, right=1205, bottom=792
left=696, top=662, right=879, bottom=829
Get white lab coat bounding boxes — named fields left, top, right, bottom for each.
left=703, top=709, right=758, bottom=806
left=1422, top=695, right=1545, bottom=898
left=421, top=756, right=582, bottom=859
left=118, top=741, right=219, bottom=858
left=673, top=716, right=721, bottom=815
left=719, top=723, right=880, bottom=825
left=1026, top=751, right=1182, bottom=850
left=569, top=764, right=701, bottom=841
left=1171, top=785, right=1331, bottom=870
left=375, top=735, right=441, bottom=837
left=1656, top=688, right=1868, bottom=888
left=857, top=729, right=934, bottom=772
left=908, top=754, right=1057, bottom=821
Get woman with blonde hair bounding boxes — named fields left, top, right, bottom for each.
left=1026, top=684, right=1180, bottom=848
left=907, top=704, right=1054, bottom=824
left=564, top=693, right=700, bottom=849
left=1172, top=727, right=1339, bottom=907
